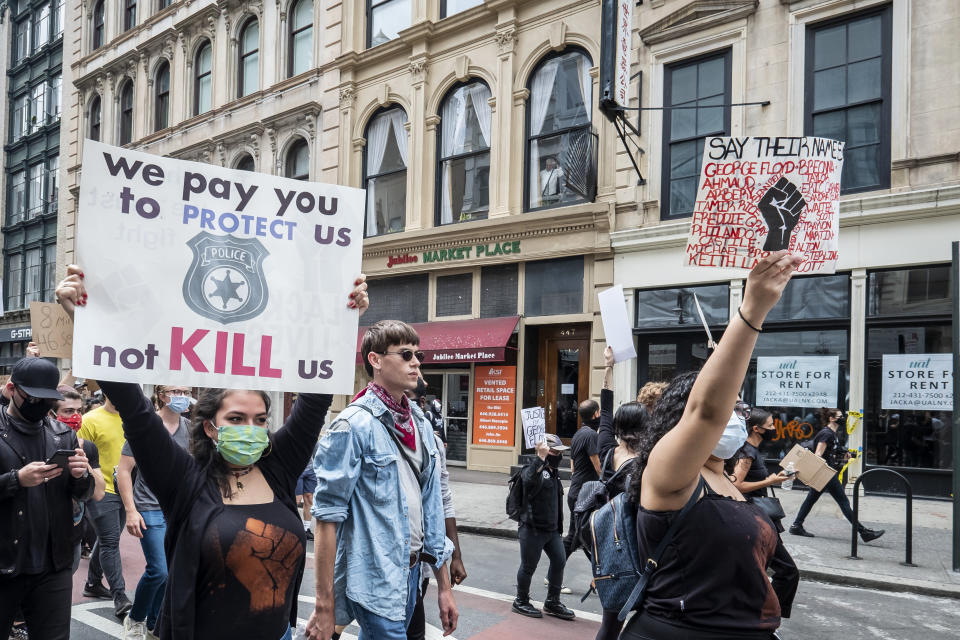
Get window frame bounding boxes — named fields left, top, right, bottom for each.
left=33, top=4, right=50, bottom=51
left=659, top=48, right=732, bottom=220
left=123, top=0, right=137, bottom=32
left=119, top=81, right=134, bottom=145
left=193, top=41, right=213, bottom=116
left=238, top=18, right=260, bottom=98
left=523, top=47, right=595, bottom=213
left=439, top=0, right=482, bottom=20
left=89, top=94, right=102, bottom=141
left=154, top=61, right=170, bottom=131
left=92, top=0, right=105, bottom=49
left=284, top=138, right=310, bottom=181
left=362, top=106, right=409, bottom=237
left=288, top=0, right=313, bottom=78
left=803, top=5, right=892, bottom=195
left=367, top=0, right=409, bottom=48
left=434, top=79, right=492, bottom=227
left=235, top=154, right=256, bottom=171
left=15, top=17, right=31, bottom=63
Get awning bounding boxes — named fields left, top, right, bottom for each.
left=357, top=316, right=519, bottom=364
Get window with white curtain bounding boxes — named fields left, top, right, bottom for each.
left=33, top=5, right=50, bottom=50
left=289, top=0, right=312, bottom=77
left=47, top=156, right=59, bottom=212
left=526, top=49, right=593, bottom=211
left=29, top=83, right=45, bottom=132
left=9, top=172, right=26, bottom=225
left=437, top=80, right=491, bottom=225
left=239, top=19, right=259, bottom=97
left=23, top=248, right=43, bottom=306
left=364, top=107, right=408, bottom=237
left=15, top=19, right=30, bottom=62
left=12, top=95, right=28, bottom=141
left=47, top=75, right=62, bottom=123
left=28, top=164, right=44, bottom=219
left=194, top=42, right=213, bottom=115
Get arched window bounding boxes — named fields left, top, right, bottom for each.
left=363, top=107, right=407, bottom=236
left=89, top=95, right=101, bottom=141
left=194, top=41, right=212, bottom=115
left=526, top=49, right=594, bottom=211
left=239, top=18, right=259, bottom=97
left=119, top=82, right=134, bottom=144
left=285, top=138, right=310, bottom=180
left=437, top=80, right=491, bottom=225
left=235, top=154, right=255, bottom=172
left=92, top=0, right=104, bottom=49
left=289, top=0, right=312, bottom=77
left=154, top=61, right=170, bottom=131
left=123, top=0, right=137, bottom=31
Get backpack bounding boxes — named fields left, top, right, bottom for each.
left=582, top=476, right=705, bottom=621
left=505, top=466, right=526, bottom=521
left=572, top=450, right=623, bottom=553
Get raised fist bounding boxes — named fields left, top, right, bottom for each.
left=225, top=517, right=304, bottom=613
left=758, top=177, right=806, bottom=251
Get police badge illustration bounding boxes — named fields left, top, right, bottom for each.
left=182, top=231, right=270, bottom=324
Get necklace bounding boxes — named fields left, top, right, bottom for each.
left=232, top=466, right=255, bottom=491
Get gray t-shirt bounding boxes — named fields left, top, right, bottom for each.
left=396, top=423, right=424, bottom=553
left=120, top=416, right=190, bottom=512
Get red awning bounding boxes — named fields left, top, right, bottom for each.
left=357, top=316, right=519, bottom=364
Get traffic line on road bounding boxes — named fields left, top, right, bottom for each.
left=72, top=601, right=123, bottom=638
left=451, top=584, right=603, bottom=623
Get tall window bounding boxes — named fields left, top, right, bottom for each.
left=92, top=0, right=105, bottom=49
left=46, top=156, right=59, bottom=212
left=239, top=19, right=259, bottom=97
left=235, top=154, right=255, bottom=172
left=29, top=83, right=46, bottom=133
left=526, top=49, right=594, bottom=211
left=33, top=4, right=50, bottom=50
left=15, top=18, right=30, bottom=62
left=123, top=0, right=137, bottom=31
left=661, top=50, right=731, bottom=219
left=47, top=75, right=62, bottom=123
left=289, top=0, right=312, bottom=77
left=89, top=95, right=102, bottom=141
left=285, top=138, right=309, bottom=180
left=364, top=107, right=408, bottom=236
left=53, top=0, right=64, bottom=37
left=194, top=41, right=212, bottom=115
left=806, top=7, right=891, bottom=193
left=28, top=164, right=44, bottom=219
left=437, top=81, right=491, bottom=225
left=367, top=0, right=410, bottom=47
left=12, top=94, right=28, bottom=142
left=158, top=0, right=171, bottom=9
left=119, top=81, right=134, bottom=144
left=441, top=0, right=482, bottom=19
left=155, top=61, right=170, bottom=131
left=9, top=172, right=26, bottom=225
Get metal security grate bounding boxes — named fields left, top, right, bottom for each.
left=436, top=273, right=473, bottom=317
left=361, top=274, right=429, bottom=326
left=480, top=264, right=518, bottom=318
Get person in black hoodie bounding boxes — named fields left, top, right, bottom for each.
left=512, top=433, right=576, bottom=621
left=55, top=265, right=368, bottom=640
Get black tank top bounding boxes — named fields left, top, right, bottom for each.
left=737, top=442, right=770, bottom=499
left=636, top=481, right=781, bottom=633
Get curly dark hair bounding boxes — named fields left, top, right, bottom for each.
left=612, top=402, right=646, bottom=453
left=626, top=371, right=699, bottom=503
left=190, top=388, right=272, bottom=499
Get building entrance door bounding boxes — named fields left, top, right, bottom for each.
left=538, top=325, right=590, bottom=442
left=421, top=370, right=470, bottom=465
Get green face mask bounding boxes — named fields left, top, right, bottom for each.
left=215, top=424, right=270, bottom=466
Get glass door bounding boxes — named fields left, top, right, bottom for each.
left=421, top=370, right=470, bottom=464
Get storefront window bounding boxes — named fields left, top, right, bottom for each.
left=867, top=266, right=952, bottom=317
left=480, top=264, right=517, bottom=318
left=436, top=273, right=472, bottom=317
left=635, top=283, right=728, bottom=329
left=763, top=274, right=849, bottom=322
left=360, top=274, right=428, bottom=326
left=524, top=257, right=583, bottom=317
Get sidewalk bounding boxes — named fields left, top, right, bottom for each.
left=448, top=468, right=960, bottom=599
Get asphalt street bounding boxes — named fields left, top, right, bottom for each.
left=62, top=532, right=959, bottom=639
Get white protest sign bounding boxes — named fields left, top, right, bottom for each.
left=73, top=141, right=365, bottom=394
left=756, top=356, right=838, bottom=408
left=685, top=136, right=844, bottom=274
left=598, top=285, right=637, bottom=363
left=881, top=354, right=953, bottom=411
left=520, top=407, right=546, bottom=449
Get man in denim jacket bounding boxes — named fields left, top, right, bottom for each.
left=306, top=320, right=458, bottom=640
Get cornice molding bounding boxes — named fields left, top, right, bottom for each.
left=639, top=0, right=759, bottom=46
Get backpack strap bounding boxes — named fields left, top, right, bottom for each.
left=350, top=403, right=424, bottom=489
left=617, top=475, right=706, bottom=621
left=600, top=449, right=615, bottom=478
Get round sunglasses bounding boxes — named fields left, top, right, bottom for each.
left=377, top=349, right=425, bottom=362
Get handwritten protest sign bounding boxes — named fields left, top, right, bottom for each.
left=73, top=141, right=364, bottom=393
left=685, top=136, right=844, bottom=274
left=520, top=407, right=546, bottom=449
left=30, top=302, right=74, bottom=359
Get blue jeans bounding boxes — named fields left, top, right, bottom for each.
left=129, top=510, right=167, bottom=628
left=348, top=563, right=420, bottom=640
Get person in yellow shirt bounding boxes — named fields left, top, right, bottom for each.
left=79, top=393, right=132, bottom=619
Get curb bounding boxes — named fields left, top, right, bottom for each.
left=458, top=525, right=960, bottom=600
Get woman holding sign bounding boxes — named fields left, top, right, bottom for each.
left=56, top=265, right=369, bottom=640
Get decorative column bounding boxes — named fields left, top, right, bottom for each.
left=406, top=59, right=428, bottom=231
left=175, top=32, right=189, bottom=124
left=338, top=83, right=357, bottom=185
left=847, top=269, right=868, bottom=482
left=139, top=54, right=151, bottom=138
left=491, top=23, right=517, bottom=217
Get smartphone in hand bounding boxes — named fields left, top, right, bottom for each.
left=46, top=449, right=77, bottom=470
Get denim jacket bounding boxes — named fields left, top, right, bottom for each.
left=312, top=391, right=453, bottom=624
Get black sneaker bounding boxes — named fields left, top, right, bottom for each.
left=114, top=593, right=133, bottom=619
left=83, top=581, right=112, bottom=599
left=860, top=528, right=885, bottom=543
left=511, top=597, right=542, bottom=618
left=543, top=598, right=575, bottom=621
left=789, top=524, right=815, bottom=538
left=305, top=529, right=314, bottom=541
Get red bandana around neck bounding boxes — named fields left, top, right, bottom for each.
left=353, top=382, right=417, bottom=451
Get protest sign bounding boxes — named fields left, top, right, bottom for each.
left=598, top=285, right=637, bottom=363
left=756, top=356, right=838, bottom=408
left=472, top=365, right=516, bottom=446
left=520, top=407, right=546, bottom=449
left=30, top=302, right=75, bottom=359
left=73, top=141, right=365, bottom=393
left=882, top=354, right=953, bottom=411
left=685, top=136, right=844, bottom=274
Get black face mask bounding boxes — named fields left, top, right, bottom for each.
left=546, top=454, right=562, bottom=469
left=0, top=393, right=8, bottom=407
left=759, top=428, right=776, bottom=442
left=14, top=392, right=52, bottom=423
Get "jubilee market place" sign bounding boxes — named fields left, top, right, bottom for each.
left=387, top=240, right=521, bottom=268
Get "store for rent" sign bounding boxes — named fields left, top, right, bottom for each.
left=756, top=356, right=839, bottom=408
left=881, top=353, right=953, bottom=411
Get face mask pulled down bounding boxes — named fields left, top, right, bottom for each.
left=216, top=424, right=270, bottom=466
left=712, top=411, right=748, bottom=460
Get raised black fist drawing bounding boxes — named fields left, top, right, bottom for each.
left=758, top=177, right=806, bottom=251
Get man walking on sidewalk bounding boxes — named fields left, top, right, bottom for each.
left=564, top=399, right=601, bottom=558
left=513, top=434, right=576, bottom=621
left=306, top=320, right=458, bottom=640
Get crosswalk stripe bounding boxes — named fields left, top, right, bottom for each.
left=71, top=602, right=123, bottom=638
left=451, top=584, right=603, bottom=623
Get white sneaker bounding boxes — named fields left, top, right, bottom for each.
left=543, top=577, right=573, bottom=594
left=123, top=616, right=147, bottom=640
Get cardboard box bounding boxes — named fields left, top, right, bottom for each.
left=779, top=444, right=836, bottom=492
